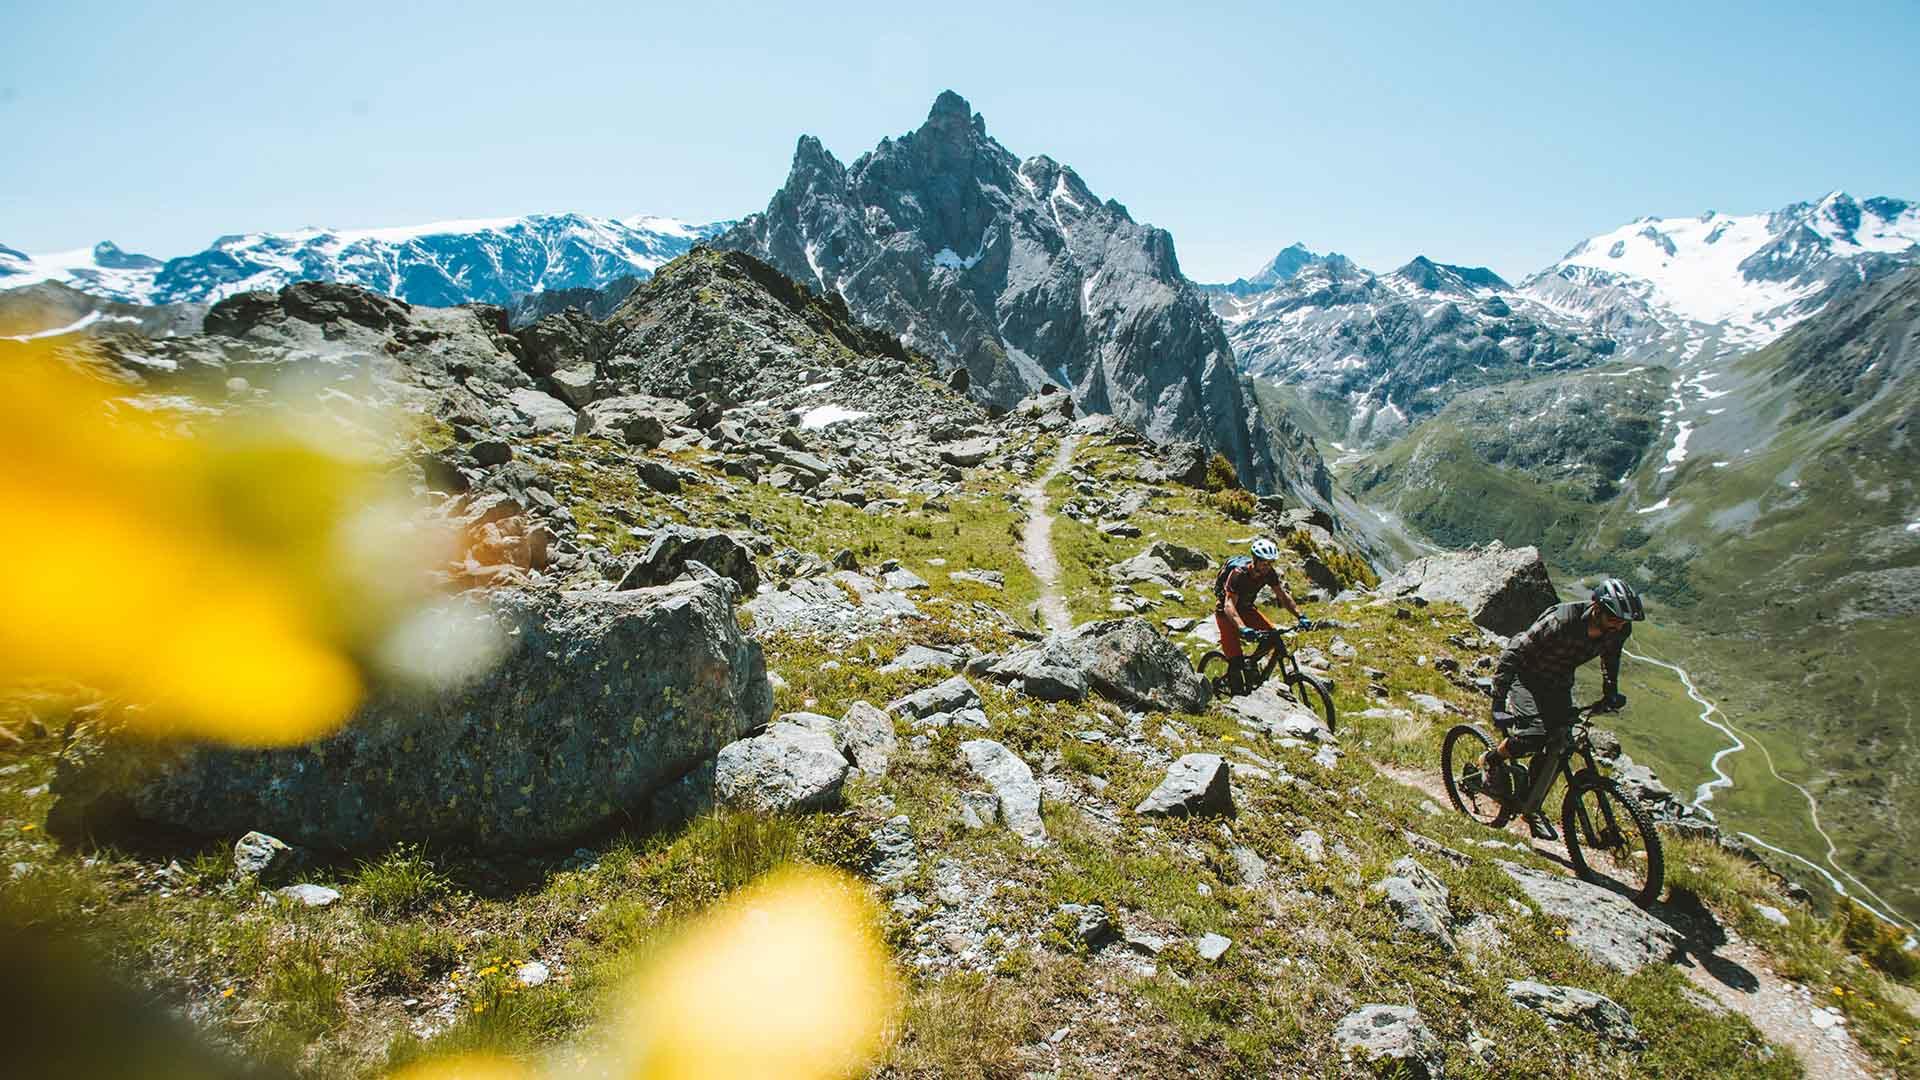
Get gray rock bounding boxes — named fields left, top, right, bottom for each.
left=548, top=363, right=598, bottom=409
left=959, top=739, right=1046, bottom=847
left=636, top=459, right=684, bottom=494
left=983, top=618, right=1209, bottom=713
left=573, top=395, right=688, bottom=449
left=890, top=675, right=983, bottom=720
left=1146, top=541, right=1211, bottom=571
left=881, top=567, right=930, bottom=591
left=1505, top=980, right=1645, bottom=1050
left=1054, top=903, right=1117, bottom=951
left=1295, top=829, right=1327, bottom=864
left=470, top=439, right=513, bottom=467
left=1755, top=903, right=1790, bottom=927
left=1374, top=856, right=1455, bottom=951
left=1135, top=754, right=1234, bottom=817
left=233, top=831, right=301, bottom=882
left=880, top=645, right=964, bottom=673
left=948, top=569, right=1006, bottom=589
left=1375, top=541, right=1559, bottom=637
left=1333, top=1005, right=1446, bottom=1079
left=277, top=883, right=341, bottom=908
left=1195, top=932, right=1233, bottom=962
left=508, top=387, right=577, bottom=434
left=516, top=961, right=551, bottom=987
left=937, top=437, right=997, bottom=467
left=868, top=816, right=919, bottom=885
left=837, top=701, right=898, bottom=776
left=1231, top=845, right=1269, bottom=886
left=714, top=721, right=850, bottom=813
left=1501, top=865, right=1683, bottom=973
left=618, top=525, right=760, bottom=596
left=49, top=580, right=771, bottom=852
left=957, top=789, right=999, bottom=831
left=1226, top=682, right=1330, bottom=740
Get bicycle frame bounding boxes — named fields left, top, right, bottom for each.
left=1508, top=713, right=1617, bottom=839
left=1233, top=630, right=1303, bottom=691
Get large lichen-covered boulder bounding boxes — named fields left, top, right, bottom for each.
left=48, top=578, right=772, bottom=852
left=1375, top=540, right=1560, bottom=637
left=983, top=618, right=1209, bottom=713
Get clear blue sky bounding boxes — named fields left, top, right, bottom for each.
left=4, top=0, right=1916, bottom=282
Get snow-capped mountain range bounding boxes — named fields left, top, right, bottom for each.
left=1211, top=191, right=1917, bottom=444
left=1520, top=192, right=1919, bottom=363
left=0, top=214, right=726, bottom=308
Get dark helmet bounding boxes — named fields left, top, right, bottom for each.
left=1592, top=578, right=1645, bottom=622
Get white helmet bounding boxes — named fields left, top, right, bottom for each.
left=1250, top=537, right=1279, bottom=561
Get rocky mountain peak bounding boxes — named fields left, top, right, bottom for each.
left=1389, top=256, right=1510, bottom=295
left=719, top=93, right=1298, bottom=499
left=90, top=241, right=162, bottom=270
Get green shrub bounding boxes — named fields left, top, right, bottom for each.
left=1207, top=489, right=1256, bottom=522
left=1840, top=900, right=1919, bottom=979
left=1203, top=453, right=1239, bottom=492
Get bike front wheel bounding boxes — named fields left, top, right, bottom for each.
left=1196, top=650, right=1241, bottom=697
left=1285, top=672, right=1337, bottom=734
left=1442, top=724, right=1511, bottom=828
left=1561, top=776, right=1665, bottom=907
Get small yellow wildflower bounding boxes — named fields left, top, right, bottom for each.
left=21, top=823, right=35, bottom=832
left=220, top=987, right=236, bottom=999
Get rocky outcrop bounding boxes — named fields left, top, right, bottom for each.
left=49, top=579, right=772, bottom=852
left=982, top=618, right=1209, bottom=712
left=1501, top=865, right=1683, bottom=974
left=717, top=91, right=1287, bottom=492
left=1376, top=541, right=1559, bottom=636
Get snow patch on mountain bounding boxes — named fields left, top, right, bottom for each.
left=1522, top=192, right=1918, bottom=361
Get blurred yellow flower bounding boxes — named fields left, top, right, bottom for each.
left=0, top=342, right=464, bottom=746
left=387, top=1055, right=531, bottom=1080
left=617, top=865, right=898, bottom=1080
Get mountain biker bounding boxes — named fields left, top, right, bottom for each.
left=1214, top=537, right=1310, bottom=673
left=1480, top=578, right=1645, bottom=840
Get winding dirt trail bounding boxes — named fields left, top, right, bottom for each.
left=1020, top=434, right=1080, bottom=634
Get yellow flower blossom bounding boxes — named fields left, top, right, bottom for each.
left=614, top=865, right=898, bottom=1080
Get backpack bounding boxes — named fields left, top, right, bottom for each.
left=1213, top=555, right=1253, bottom=604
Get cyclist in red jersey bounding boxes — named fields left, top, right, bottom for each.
left=1214, top=537, right=1309, bottom=660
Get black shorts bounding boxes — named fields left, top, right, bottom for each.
left=1502, top=682, right=1575, bottom=757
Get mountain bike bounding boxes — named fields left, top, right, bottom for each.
left=1441, top=703, right=1664, bottom=906
left=1195, top=626, right=1337, bottom=733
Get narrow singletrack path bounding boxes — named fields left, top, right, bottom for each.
left=1020, top=433, right=1080, bottom=634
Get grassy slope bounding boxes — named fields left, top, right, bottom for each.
left=2, top=428, right=1917, bottom=1077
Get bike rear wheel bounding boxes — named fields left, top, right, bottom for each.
left=1285, top=671, right=1337, bottom=734
left=1442, top=724, right=1511, bottom=828
left=1562, top=776, right=1665, bottom=907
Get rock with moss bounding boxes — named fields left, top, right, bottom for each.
left=1333, top=1005, right=1446, bottom=1079
left=1505, top=980, right=1645, bottom=1050
left=1373, top=856, right=1456, bottom=951
left=48, top=578, right=772, bottom=852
